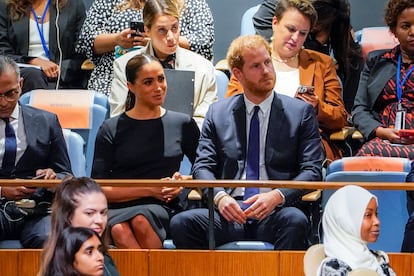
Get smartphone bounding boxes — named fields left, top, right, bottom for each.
left=398, top=129, right=414, bottom=137
left=130, top=21, right=145, bottom=37
left=296, top=85, right=315, bottom=96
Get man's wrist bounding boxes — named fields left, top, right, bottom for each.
left=214, top=191, right=230, bottom=206
left=272, top=189, right=285, bottom=207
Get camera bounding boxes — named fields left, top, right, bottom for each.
left=130, top=21, right=144, bottom=37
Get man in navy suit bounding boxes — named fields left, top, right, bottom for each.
left=170, top=35, right=324, bottom=249
left=0, top=56, right=72, bottom=248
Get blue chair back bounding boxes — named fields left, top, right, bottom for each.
left=19, top=90, right=108, bottom=176
left=325, top=156, right=411, bottom=252
left=240, top=5, right=260, bottom=35
left=62, top=129, right=86, bottom=177
left=215, top=69, right=229, bottom=101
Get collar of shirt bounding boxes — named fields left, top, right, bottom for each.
left=243, top=91, right=274, bottom=116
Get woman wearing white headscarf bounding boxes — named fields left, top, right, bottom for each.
left=317, top=185, right=395, bottom=275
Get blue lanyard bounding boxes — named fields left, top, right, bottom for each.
left=31, top=0, right=51, bottom=60
left=396, top=54, right=414, bottom=103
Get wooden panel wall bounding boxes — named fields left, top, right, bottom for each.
left=149, top=250, right=279, bottom=276
left=0, top=249, right=413, bottom=276
left=109, top=249, right=148, bottom=276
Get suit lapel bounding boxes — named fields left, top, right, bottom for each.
left=20, top=106, right=38, bottom=152
left=232, top=96, right=247, bottom=160
left=298, top=50, right=316, bottom=86
left=265, top=94, right=285, bottom=163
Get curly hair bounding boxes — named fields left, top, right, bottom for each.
left=385, top=0, right=414, bottom=32
left=7, top=0, right=67, bottom=21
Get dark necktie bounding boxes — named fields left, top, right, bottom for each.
left=2, top=118, right=16, bottom=173
left=243, top=106, right=260, bottom=206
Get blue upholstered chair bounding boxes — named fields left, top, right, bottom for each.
left=324, top=156, right=411, bottom=252
left=19, top=89, right=108, bottom=176
left=62, top=129, right=86, bottom=177
left=215, top=69, right=229, bottom=101
left=240, top=5, right=260, bottom=36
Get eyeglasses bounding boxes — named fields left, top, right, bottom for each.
left=0, top=90, right=19, bottom=101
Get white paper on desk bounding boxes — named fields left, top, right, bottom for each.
left=17, top=63, right=41, bottom=70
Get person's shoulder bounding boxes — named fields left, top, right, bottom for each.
left=164, top=110, right=193, bottom=122
left=21, top=104, right=57, bottom=119
left=301, top=48, right=333, bottom=63
left=319, top=257, right=352, bottom=275
left=276, top=93, right=310, bottom=110
left=176, top=47, right=214, bottom=68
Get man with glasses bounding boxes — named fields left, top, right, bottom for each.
left=0, top=56, right=72, bottom=248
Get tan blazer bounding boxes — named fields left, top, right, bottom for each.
left=226, top=49, right=347, bottom=132
left=109, top=41, right=217, bottom=128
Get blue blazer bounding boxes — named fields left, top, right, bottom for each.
left=193, top=93, right=324, bottom=206
left=0, top=104, right=72, bottom=179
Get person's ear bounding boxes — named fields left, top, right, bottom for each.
left=232, top=67, right=243, bottom=82
left=272, top=16, right=278, bottom=32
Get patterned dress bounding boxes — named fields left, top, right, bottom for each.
left=357, top=48, right=414, bottom=158
left=76, top=0, right=214, bottom=95
left=318, top=251, right=395, bottom=276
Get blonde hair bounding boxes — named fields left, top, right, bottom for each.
left=226, top=34, right=272, bottom=70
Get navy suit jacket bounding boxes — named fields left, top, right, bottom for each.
left=0, top=104, right=72, bottom=179
left=193, top=93, right=324, bottom=206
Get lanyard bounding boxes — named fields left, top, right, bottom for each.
left=31, top=0, right=51, bottom=60
left=396, top=54, right=414, bottom=103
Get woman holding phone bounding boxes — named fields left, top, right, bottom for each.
left=226, top=0, right=347, bottom=164
left=76, top=0, right=214, bottom=95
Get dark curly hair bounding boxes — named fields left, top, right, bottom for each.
left=385, top=0, right=414, bottom=32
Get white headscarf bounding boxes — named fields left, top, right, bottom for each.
left=322, top=185, right=380, bottom=271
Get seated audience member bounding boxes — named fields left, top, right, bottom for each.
left=109, top=0, right=216, bottom=127
left=39, top=177, right=120, bottom=276
left=0, top=0, right=87, bottom=93
left=170, top=34, right=324, bottom=250
left=76, top=0, right=214, bottom=95
left=227, top=0, right=347, bottom=163
left=352, top=0, right=414, bottom=158
left=92, top=54, right=200, bottom=249
left=253, top=0, right=364, bottom=112
left=40, top=227, right=105, bottom=276
left=0, top=56, right=72, bottom=248
left=317, top=185, right=395, bottom=275
left=402, top=161, right=414, bottom=252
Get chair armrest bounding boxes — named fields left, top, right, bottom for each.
left=329, top=127, right=355, bottom=140
left=301, top=190, right=321, bottom=202
left=81, top=59, right=95, bottom=70
left=188, top=189, right=202, bottom=201
left=352, top=130, right=363, bottom=139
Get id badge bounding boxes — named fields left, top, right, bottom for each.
left=395, top=103, right=406, bottom=130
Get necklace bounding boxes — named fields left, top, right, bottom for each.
left=272, top=54, right=298, bottom=63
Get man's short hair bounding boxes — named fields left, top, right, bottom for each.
left=0, top=55, right=20, bottom=79
left=226, top=34, right=272, bottom=70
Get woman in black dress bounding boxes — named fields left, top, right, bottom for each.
left=92, top=53, right=200, bottom=248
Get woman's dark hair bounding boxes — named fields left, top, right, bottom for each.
left=385, top=0, right=414, bottom=33
left=6, top=0, right=67, bottom=21
left=39, top=177, right=107, bottom=276
left=41, top=227, right=104, bottom=276
left=125, top=53, right=161, bottom=111
left=274, top=0, right=318, bottom=29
